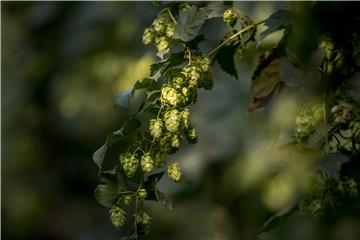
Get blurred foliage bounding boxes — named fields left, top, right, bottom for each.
left=2, top=1, right=360, bottom=240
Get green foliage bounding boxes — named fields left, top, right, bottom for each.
left=174, top=5, right=211, bottom=42
left=260, top=10, right=293, bottom=41
left=215, top=43, right=241, bottom=79
left=93, top=2, right=360, bottom=239
left=114, top=88, right=135, bottom=110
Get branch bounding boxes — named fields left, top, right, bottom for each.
left=207, top=20, right=266, bottom=57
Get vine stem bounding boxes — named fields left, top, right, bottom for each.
left=323, top=100, right=328, bottom=154
left=167, top=8, right=177, bottom=24
left=134, top=195, right=138, bottom=239
left=207, top=20, right=266, bottom=57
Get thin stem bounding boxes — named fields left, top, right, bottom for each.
left=134, top=147, right=146, bottom=155
left=323, top=101, right=328, bottom=154
left=133, top=175, right=145, bottom=239
left=134, top=196, right=138, bottom=239
left=207, top=20, right=266, bottom=57
left=157, top=106, right=163, bottom=119
left=167, top=8, right=177, bottom=24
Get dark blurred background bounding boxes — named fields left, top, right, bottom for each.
left=5, top=2, right=357, bottom=240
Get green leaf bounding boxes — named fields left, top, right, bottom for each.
left=260, top=10, right=293, bottom=41
left=215, top=42, right=240, bottom=80
left=95, top=182, right=120, bottom=208
left=279, top=57, right=304, bottom=87
left=163, top=67, right=183, bottom=79
left=174, top=5, right=211, bottom=42
left=258, top=206, right=298, bottom=234
left=144, top=172, right=165, bottom=190
left=144, top=172, right=164, bottom=200
left=121, top=118, right=141, bottom=136
left=150, top=61, right=167, bottom=77
left=134, top=78, right=156, bottom=90
left=93, top=133, right=125, bottom=170
left=150, top=51, right=186, bottom=80
left=114, top=88, right=134, bottom=110
left=93, top=144, right=107, bottom=170
left=204, top=2, right=229, bottom=19
left=146, top=90, right=161, bottom=99
left=98, top=165, right=118, bottom=184
left=319, top=153, right=349, bottom=177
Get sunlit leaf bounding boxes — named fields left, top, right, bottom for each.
left=260, top=10, right=293, bottom=41
left=174, top=5, right=211, bottom=42
left=134, top=78, right=156, bottom=90
left=114, top=88, right=135, bottom=110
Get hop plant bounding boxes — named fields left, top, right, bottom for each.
left=152, top=18, right=166, bottom=33
left=149, top=119, right=164, bottom=139
left=179, top=3, right=190, bottom=11
left=171, top=134, right=181, bottom=149
left=350, top=120, right=360, bottom=141
left=311, top=103, right=324, bottom=123
left=141, top=153, right=154, bottom=173
left=341, top=178, right=358, bottom=198
left=122, top=194, right=133, bottom=205
left=199, top=72, right=214, bottom=90
left=160, top=133, right=171, bottom=148
left=164, top=109, right=181, bottom=133
left=155, top=36, right=169, bottom=51
left=183, top=66, right=201, bottom=88
left=194, top=55, right=212, bottom=73
left=173, top=75, right=186, bottom=86
left=186, top=126, right=198, bottom=144
left=136, top=211, right=152, bottom=225
left=109, top=205, right=126, bottom=229
left=138, top=188, right=148, bottom=199
left=295, top=113, right=316, bottom=142
left=167, top=161, right=181, bottom=182
left=160, top=85, right=182, bottom=107
left=223, top=8, right=237, bottom=26
left=180, top=108, right=190, bottom=129
left=142, top=28, right=154, bottom=45
left=331, top=100, right=355, bottom=124
left=165, top=24, right=175, bottom=38
left=182, top=87, right=198, bottom=104
left=300, top=198, right=324, bottom=218
left=120, top=153, right=138, bottom=177
left=154, top=151, right=166, bottom=168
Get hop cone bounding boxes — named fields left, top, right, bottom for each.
left=141, top=153, right=154, bottom=173
left=136, top=211, right=152, bottom=225
left=180, top=109, right=190, bottom=129
left=164, top=109, right=181, bottom=133
left=119, top=153, right=138, bottom=177
left=160, top=85, right=182, bottom=107
left=186, top=127, right=198, bottom=144
left=154, top=151, right=166, bottom=168
left=109, top=205, right=126, bottom=229
left=167, top=161, right=181, bottom=182
left=149, top=119, right=163, bottom=139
